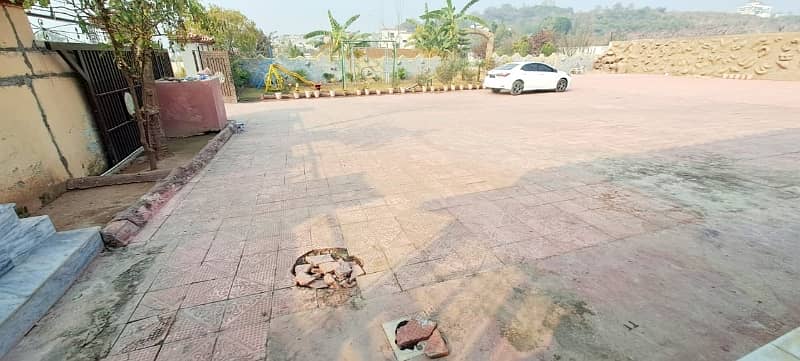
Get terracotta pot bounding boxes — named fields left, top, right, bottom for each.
left=364, top=89, right=370, bottom=95
left=329, top=90, right=336, bottom=97
left=293, top=92, right=300, bottom=99
left=356, top=89, right=361, bottom=96
left=275, top=93, right=282, bottom=100
left=468, top=84, right=473, bottom=90
left=313, top=90, right=320, bottom=98
left=422, top=86, right=427, bottom=92
left=376, top=89, right=382, bottom=95
left=400, top=88, right=406, bottom=94
left=459, top=85, right=464, bottom=90
left=304, top=91, right=311, bottom=98
left=388, top=88, right=394, bottom=94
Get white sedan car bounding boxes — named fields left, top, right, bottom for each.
left=483, top=62, right=571, bottom=95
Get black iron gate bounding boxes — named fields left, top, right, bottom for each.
left=47, top=42, right=174, bottom=167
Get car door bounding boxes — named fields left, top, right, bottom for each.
left=535, top=63, right=560, bottom=89
left=519, top=63, right=539, bottom=90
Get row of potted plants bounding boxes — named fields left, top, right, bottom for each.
left=262, top=83, right=488, bottom=100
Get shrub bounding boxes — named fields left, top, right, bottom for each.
left=291, top=68, right=310, bottom=80
left=322, top=72, right=336, bottom=83
left=397, top=67, right=408, bottom=80
left=541, top=42, right=557, bottom=57
left=231, top=60, right=251, bottom=90
left=435, top=58, right=466, bottom=84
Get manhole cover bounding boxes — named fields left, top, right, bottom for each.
left=292, top=248, right=365, bottom=290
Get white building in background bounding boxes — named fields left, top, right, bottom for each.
left=737, top=1, right=773, bottom=18
left=376, top=28, right=413, bottom=48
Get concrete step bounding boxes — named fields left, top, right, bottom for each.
left=0, top=204, right=19, bottom=238
left=0, top=227, right=103, bottom=358
left=0, top=216, right=56, bottom=277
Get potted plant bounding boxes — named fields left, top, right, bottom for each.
left=388, top=88, right=394, bottom=94
left=376, top=89, right=382, bottom=95
left=400, top=87, right=406, bottom=94
left=304, top=90, right=311, bottom=98
left=329, top=90, right=336, bottom=97
left=275, top=92, right=282, bottom=100
left=293, top=92, right=300, bottom=99
left=313, top=90, right=320, bottom=98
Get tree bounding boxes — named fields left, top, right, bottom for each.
left=196, top=6, right=263, bottom=57
left=543, top=16, right=572, bottom=34
left=67, top=0, right=205, bottom=170
left=304, top=10, right=363, bottom=59
left=512, top=37, right=530, bottom=55
left=415, top=0, right=488, bottom=58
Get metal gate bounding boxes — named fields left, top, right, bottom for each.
left=47, top=42, right=174, bottom=167
left=198, top=50, right=238, bottom=103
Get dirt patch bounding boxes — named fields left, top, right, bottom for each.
left=122, top=134, right=215, bottom=174
left=32, top=134, right=216, bottom=231
left=33, top=182, right=154, bottom=230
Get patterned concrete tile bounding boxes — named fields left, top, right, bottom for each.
left=230, top=269, right=275, bottom=299
left=242, top=236, right=280, bottom=256
left=394, top=261, right=438, bottom=290
left=183, top=278, right=233, bottom=308
left=165, top=302, right=224, bottom=343
left=192, top=260, right=239, bottom=283
left=155, top=334, right=216, bottom=361
left=237, top=253, right=277, bottom=276
left=212, top=322, right=269, bottom=361
left=110, top=314, right=175, bottom=355
left=150, top=265, right=197, bottom=291
left=271, top=288, right=317, bottom=318
left=100, top=345, right=160, bottom=361
left=130, top=286, right=187, bottom=321
left=356, top=271, right=402, bottom=299
left=222, top=293, right=272, bottom=330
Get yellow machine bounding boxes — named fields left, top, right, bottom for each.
left=264, top=63, right=318, bottom=92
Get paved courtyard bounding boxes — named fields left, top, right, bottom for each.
left=5, top=74, right=800, bottom=361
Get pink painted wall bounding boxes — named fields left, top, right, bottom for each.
left=156, top=78, right=228, bottom=137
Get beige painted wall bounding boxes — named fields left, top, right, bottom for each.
left=594, top=32, right=800, bottom=81
left=1, top=4, right=107, bottom=212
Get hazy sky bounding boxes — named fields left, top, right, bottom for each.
left=205, top=0, right=800, bottom=34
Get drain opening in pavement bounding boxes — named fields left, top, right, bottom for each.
left=382, top=317, right=450, bottom=360
left=292, top=248, right=365, bottom=290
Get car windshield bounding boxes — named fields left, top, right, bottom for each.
left=495, top=63, right=519, bottom=71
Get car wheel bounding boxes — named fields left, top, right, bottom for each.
left=511, top=80, right=524, bottom=96
left=491, top=88, right=501, bottom=93
left=556, top=78, right=568, bottom=92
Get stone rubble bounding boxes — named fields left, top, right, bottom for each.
left=294, top=253, right=364, bottom=290
left=396, top=318, right=437, bottom=349
left=394, top=317, right=450, bottom=359
left=422, top=329, right=449, bottom=358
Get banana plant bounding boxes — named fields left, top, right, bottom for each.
left=304, top=10, right=363, bottom=59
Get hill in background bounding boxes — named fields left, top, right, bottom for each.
left=479, top=3, right=800, bottom=55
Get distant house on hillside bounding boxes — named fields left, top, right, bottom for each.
left=376, top=28, right=414, bottom=49
left=737, top=1, right=773, bottom=18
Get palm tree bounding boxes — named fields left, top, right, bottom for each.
left=304, top=10, right=362, bottom=59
